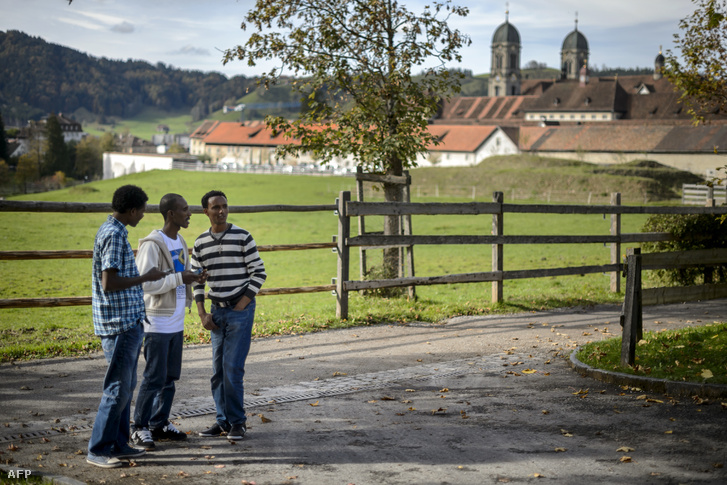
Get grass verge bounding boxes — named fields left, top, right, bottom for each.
left=576, top=323, right=727, bottom=385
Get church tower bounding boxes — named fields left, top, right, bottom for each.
left=654, top=46, right=665, bottom=80
left=561, top=14, right=589, bottom=80
left=489, top=8, right=521, bottom=97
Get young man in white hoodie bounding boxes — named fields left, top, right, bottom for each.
left=131, top=194, right=206, bottom=449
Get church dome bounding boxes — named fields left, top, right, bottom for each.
left=562, top=29, right=588, bottom=51
left=492, top=21, right=520, bottom=44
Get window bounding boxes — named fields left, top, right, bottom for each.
left=510, top=53, right=517, bottom=68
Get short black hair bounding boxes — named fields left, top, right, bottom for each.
left=159, top=193, right=184, bottom=221
left=112, top=185, right=148, bottom=214
left=202, top=190, right=227, bottom=209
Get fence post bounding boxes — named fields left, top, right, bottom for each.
left=492, top=191, right=503, bottom=304
left=403, top=171, right=416, bottom=300
left=706, top=186, right=715, bottom=208
left=610, top=193, right=621, bottom=293
left=621, top=248, right=642, bottom=367
left=356, top=167, right=367, bottom=280
left=336, top=191, right=351, bottom=319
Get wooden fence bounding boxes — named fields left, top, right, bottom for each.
left=332, top=191, right=727, bottom=318
left=682, top=184, right=727, bottom=206
left=2, top=195, right=727, bottom=317
left=620, top=247, right=727, bottom=366
left=0, top=200, right=337, bottom=309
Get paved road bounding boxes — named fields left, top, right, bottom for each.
left=1, top=300, right=726, bottom=484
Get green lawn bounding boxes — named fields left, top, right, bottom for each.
left=0, top=169, right=665, bottom=361
left=576, top=323, right=727, bottom=385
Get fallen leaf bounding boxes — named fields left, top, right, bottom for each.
left=380, top=396, right=395, bottom=401
left=554, top=447, right=567, bottom=452
left=532, top=473, right=545, bottom=478
left=7, top=444, right=18, bottom=451
left=431, top=408, right=447, bottom=415
left=332, top=372, right=347, bottom=377
left=620, top=456, right=632, bottom=463
left=664, top=430, right=673, bottom=434
left=617, top=446, right=635, bottom=452
left=215, top=464, right=225, bottom=468
left=258, top=414, right=272, bottom=423
left=701, top=369, right=714, bottom=379
left=522, top=369, right=537, bottom=374
left=309, top=401, right=319, bottom=407
left=405, top=389, right=416, bottom=393
left=439, top=388, right=450, bottom=393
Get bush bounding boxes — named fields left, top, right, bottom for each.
left=641, top=213, right=727, bottom=286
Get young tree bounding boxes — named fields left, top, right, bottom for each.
left=74, top=136, right=103, bottom=180
left=16, top=153, right=39, bottom=194
left=664, top=0, right=727, bottom=182
left=43, top=114, right=70, bottom=177
left=0, top=112, right=10, bottom=163
left=225, top=0, right=470, bottom=279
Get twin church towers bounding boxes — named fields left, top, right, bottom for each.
left=488, top=10, right=590, bottom=97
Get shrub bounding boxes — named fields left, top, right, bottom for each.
left=641, top=213, right=727, bottom=286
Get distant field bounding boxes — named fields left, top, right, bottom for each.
left=0, top=164, right=660, bottom=360
left=84, top=107, right=198, bottom=140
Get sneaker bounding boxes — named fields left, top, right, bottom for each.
left=227, top=423, right=246, bottom=440
left=113, top=443, right=146, bottom=459
left=152, top=422, right=187, bottom=441
left=131, top=428, right=155, bottom=450
left=86, top=453, right=123, bottom=468
left=199, top=422, right=229, bottom=437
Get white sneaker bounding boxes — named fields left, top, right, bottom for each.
left=130, top=427, right=155, bottom=450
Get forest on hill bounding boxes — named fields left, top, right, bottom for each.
left=0, top=30, right=657, bottom=129
left=0, top=30, right=258, bottom=125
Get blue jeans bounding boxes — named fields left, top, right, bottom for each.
left=133, top=330, right=183, bottom=430
left=88, top=322, right=143, bottom=456
left=210, top=299, right=255, bottom=427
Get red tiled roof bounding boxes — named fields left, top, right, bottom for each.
left=520, top=123, right=727, bottom=153
left=193, top=121, right=502, bottom=154
left=427, top=125, right=499, bottom=152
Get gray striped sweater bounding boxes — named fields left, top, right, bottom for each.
left=191, top=224, right=267, bottom=305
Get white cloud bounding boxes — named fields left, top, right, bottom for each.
left=111, top=21, right=135, bottom=34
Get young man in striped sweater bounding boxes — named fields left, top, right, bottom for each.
left=191, top=190, right=267, bottom=441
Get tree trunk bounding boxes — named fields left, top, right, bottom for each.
left=382, top=158, right=403, bottom=281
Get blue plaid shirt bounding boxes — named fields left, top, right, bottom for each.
left=91, top=215, right=146, bottom=336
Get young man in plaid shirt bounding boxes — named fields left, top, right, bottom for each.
left=87, top=185, right=166, bottom=468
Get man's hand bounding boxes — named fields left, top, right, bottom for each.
left=144, top=267, right=167, bottom=282
left=181, top=269, right=208, bottom=285
left=233, top=295, right=252, bottom=312
left=199, top=312, right=218, bottom=331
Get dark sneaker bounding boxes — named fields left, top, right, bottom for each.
left=227, top=423, right=246, bottom=440
left=130, top=428, right=155, bottom=450
left=113, top=443, right=146, bottom=459
left=86, top=453, right=123, bottom=468
left=152, top=422, right=187, bottom=441
left=199, top=422, right=229, bottom=437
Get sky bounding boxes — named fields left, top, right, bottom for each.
left=0, top=0, right=697, bottom=78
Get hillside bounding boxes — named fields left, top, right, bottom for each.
left=409, top=156, right=704, bottom=203
left=0, top=30, right=257, bottom=125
